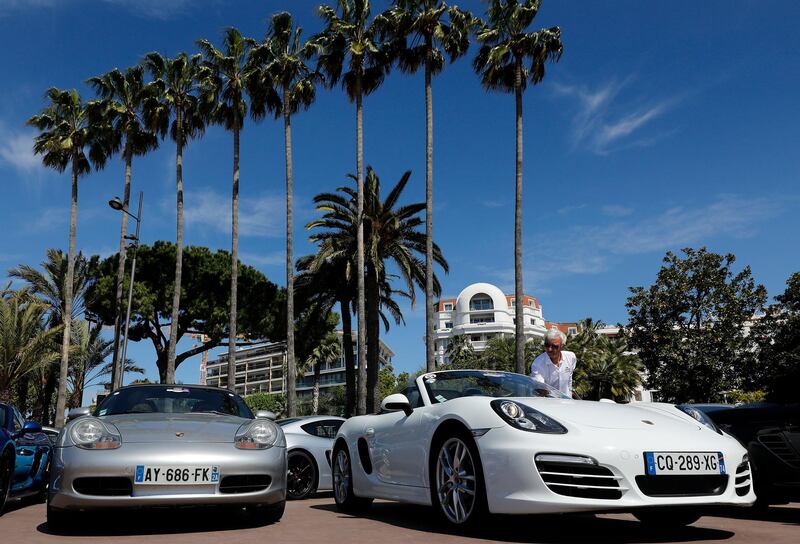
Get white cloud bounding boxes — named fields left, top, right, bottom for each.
left=601, top=205, right=633, bottom=218
left=552, top=78, right=679, bottom=155
left=181, top=189, right=284, bottom=238
left=482, top=199, right=505, bottom=208
left=100, top=0, right=197, bottom=20
left=0, top=122, right=40, bottom=173
left=240, top=251, right=284, bottom=267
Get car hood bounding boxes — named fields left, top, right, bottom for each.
left=516, top=398, right=703, bottom=432
left=100, top=413, right=249, bottom=443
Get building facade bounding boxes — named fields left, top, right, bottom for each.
left=433, top=282, right=548, bottom=366
left=203, top=331, right=394, bottom=399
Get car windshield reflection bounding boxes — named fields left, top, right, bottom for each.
left=95, top=385, right=253, bottom=418
left=422, top=370, right=568, bottom=403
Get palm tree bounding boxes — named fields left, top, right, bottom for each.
left=197, top=29, right=262, bottom=392
left=143, top=52, right=209, bottom=383
left=255, top=13, right=320, bottom=418
left=28, top=88, right=110, bottom=427
left=480, top=335, right=541, bottom=371
left=383, top=0, right=474, bottom=372
left=303, top=332, right=342, bottom=414
left=67, top=320, right=144, bottom=408
left=86, top=67, right=159, bottom=390
left=574, top=336, right=642, bottom=401
left=312, top=0, right=391, bottom=414
left=473, top=0, right=562, bottom=374
left=0, top=290, right=61, bottom=404
left=307, top=168, right=448, bottom=412
left=443, top=334, right=476, bottom=368
left=9, top=249, right=93, bottom=419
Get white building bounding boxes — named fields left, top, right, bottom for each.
left=433, top=282, right=548, bottom=366
left=203, top=332, right=394, bottom=399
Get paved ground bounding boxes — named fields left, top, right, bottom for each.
left=1, top=494, right=798, bottom=544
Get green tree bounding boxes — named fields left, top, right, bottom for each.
left=750, top=272, right=800, bottom=402
left=28, top=88, right=110, bottom=427
left=473, top=0, right=562, bottom=374
left=245, top=392, right=286, bottom=417
left=478, top=335, right=540, bottom=371
left=257, top=12, right=320, bottom=417
left=86, top=242, right=283, bottom=383
left=67, top=320, right=144, bottom=408
left=307, top=168, right=448, bottom=413
left=312, top=0, right=392, bottom=414
left=303, top=332, right=342, bottom=414
left=143, top=52, right=210, bottom=384
left=443, top=334, right=477, bottom=368
left=626, top=248, right=767, bottom=403
left=197, top=28, right=263, bottom=392
left=383, top=0, right=475, bottom=372
left=0, top=290, right=61, bottom=403
left=572, top=336, right=642, bottom=401
left=86, top=66, right=160, bottom=389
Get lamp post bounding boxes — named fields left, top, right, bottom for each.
left=109, top=191, right=143, bottom=391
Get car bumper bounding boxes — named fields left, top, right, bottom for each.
left=476, top=425, right=756, bottom=515
left=49, top=442, right=286, bottom=510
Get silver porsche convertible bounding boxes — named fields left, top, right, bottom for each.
left=47, top=384, right=286, bottom=529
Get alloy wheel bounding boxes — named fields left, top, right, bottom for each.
left=287, top=452, right=316, bottom=499
left=333, top=449, right=350, bottom=504
left=435, top=437, right=477, bottom=524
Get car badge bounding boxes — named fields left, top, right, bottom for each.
left=175, top=432, right=185, bottom=437
left=642, top=420, right=654, bottom=425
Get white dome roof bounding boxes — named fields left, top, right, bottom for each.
left=453, top=283, right=513, bottom=326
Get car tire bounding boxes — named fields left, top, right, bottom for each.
left=250, top=500, right=285, bottom=524
left=633, top=510, right=701, bottom=527
left=332, top=445, right=372, bottom=513
left=430, top=430, right=487, bottom=526
left=287, top=450, right=318, bottom=500
left=0, top=451, right=13, bottom=516
left=46, top=502, right=72, bottom=531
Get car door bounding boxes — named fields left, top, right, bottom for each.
left=11, top=407, right=32, bottom=488
left=368, top=386, right=431, bottom=488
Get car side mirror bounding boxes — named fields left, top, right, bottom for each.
left=381, top=393, right=413, bottom=416
left=67, top=407, right=91, bottom=421
left=21, top=420, right=42, bottom=435
left=256, top=410, right=277, bottom=421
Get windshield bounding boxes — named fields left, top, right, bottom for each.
left=421, top=370, right=569, bottom=403
left=95, top=386, right=254, bottom=418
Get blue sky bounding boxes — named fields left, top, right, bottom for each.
left=1, top=1, right=798, bottom=403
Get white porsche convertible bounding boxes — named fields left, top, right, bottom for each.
left=331, top=370, right=755, bottom=527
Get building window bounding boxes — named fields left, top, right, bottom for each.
left=530, top=318, right=535, bottom=325
left=444, top=303, right=453, bottom=311
left=469, top=295, right=494, bottom=311
left=568, top=327, right=577, bottom=335
left=470, top=335, right=481, bottom=342
left=470, top=314, right=494, bottom=324
left=445, top=321, right=453, bottom=329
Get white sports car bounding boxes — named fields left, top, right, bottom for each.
left=331, top=370, right=755, bottom=527
left=277, top=416, right=345, bottom=499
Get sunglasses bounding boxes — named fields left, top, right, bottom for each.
left=545, top=343, right=562, bottom=350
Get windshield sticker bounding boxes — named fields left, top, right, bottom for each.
left=482, top=372, right=504, bottom=377
left=166, top=387, right=190, bottom=393
left=435, top=395, right=448, bottom=403
left=98, top=409, right=107, bottom=416
left=423, top=373, right=437, bottom=383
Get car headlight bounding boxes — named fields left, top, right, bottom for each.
left=70, top=418, right=122, bottom=449
left=676, top=405, right=722, bottom=434
left=490, top=400, right=567, bottom=434
left=235, top=419, right=279, bottom=449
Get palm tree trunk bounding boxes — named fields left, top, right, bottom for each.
left=55, top=152, right=78, bottom=428
left=425, top=41, right=435, bottom=373
left=355, top=74, right=367, bottom=416
left=340, top=297, right=356, bottom=417
left=366, top=265, right=380, bottom=414
left=284, top=87, right=297, bottom=417
left=227, top=114, right=240, bottom=391
left=513, top=57, right=525, bottom=375
left=312, top=361, right=320, bottom=415
left=39, top=363, right=58, bottom=423
left=166, top=106, right=184, bottom=384
left=111, top=144, right=131, bottom=391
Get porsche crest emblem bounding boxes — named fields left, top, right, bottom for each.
left=175, top=432, right=185, bottom=437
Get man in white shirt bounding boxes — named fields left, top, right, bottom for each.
left=530, top=327, right=578, bottom=398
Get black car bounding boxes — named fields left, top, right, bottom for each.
left=694, top=403, right=800, bottom=505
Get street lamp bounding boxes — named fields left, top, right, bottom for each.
left=109, top=191, right=143, bottom=391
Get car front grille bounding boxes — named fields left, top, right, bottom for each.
left=735, top=460, right=752, bottom=497
left=535, top=460, right=624, bottom=500
left=73, top=477, right=133, bottom=496
left=758, top=432, right=800, bottom=468
left=219, top=474, right=271, bottom=494
left=635, top=474, right=728, bottom=497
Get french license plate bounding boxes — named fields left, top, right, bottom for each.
left=645, top=452, right=725, bottom=475
left=134, top=465, right=219, bottom=485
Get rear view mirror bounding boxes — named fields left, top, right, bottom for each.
left=21, top=420, right=42, bottom=435
left=381, top=394, right=413, bottom=416
left=67, top=407, right=91, bottom=421
left=256, top=410, right=277, bottom=421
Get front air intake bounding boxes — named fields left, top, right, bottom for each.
left=758, top=432, right=800, bottom=468
left=73, top=477, right=132, bottom=496
left=535, top=458, right=624, bottom=500
left=635, top=474, right=728, bottom=497
left=735, top=459, right=752, bottom=497
left=219, top=474, right=271, bottom=494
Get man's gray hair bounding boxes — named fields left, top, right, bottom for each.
left=545, top=327, right=567, bottom=345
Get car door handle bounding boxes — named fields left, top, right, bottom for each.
left=365, top=428, right=375, bottom=437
